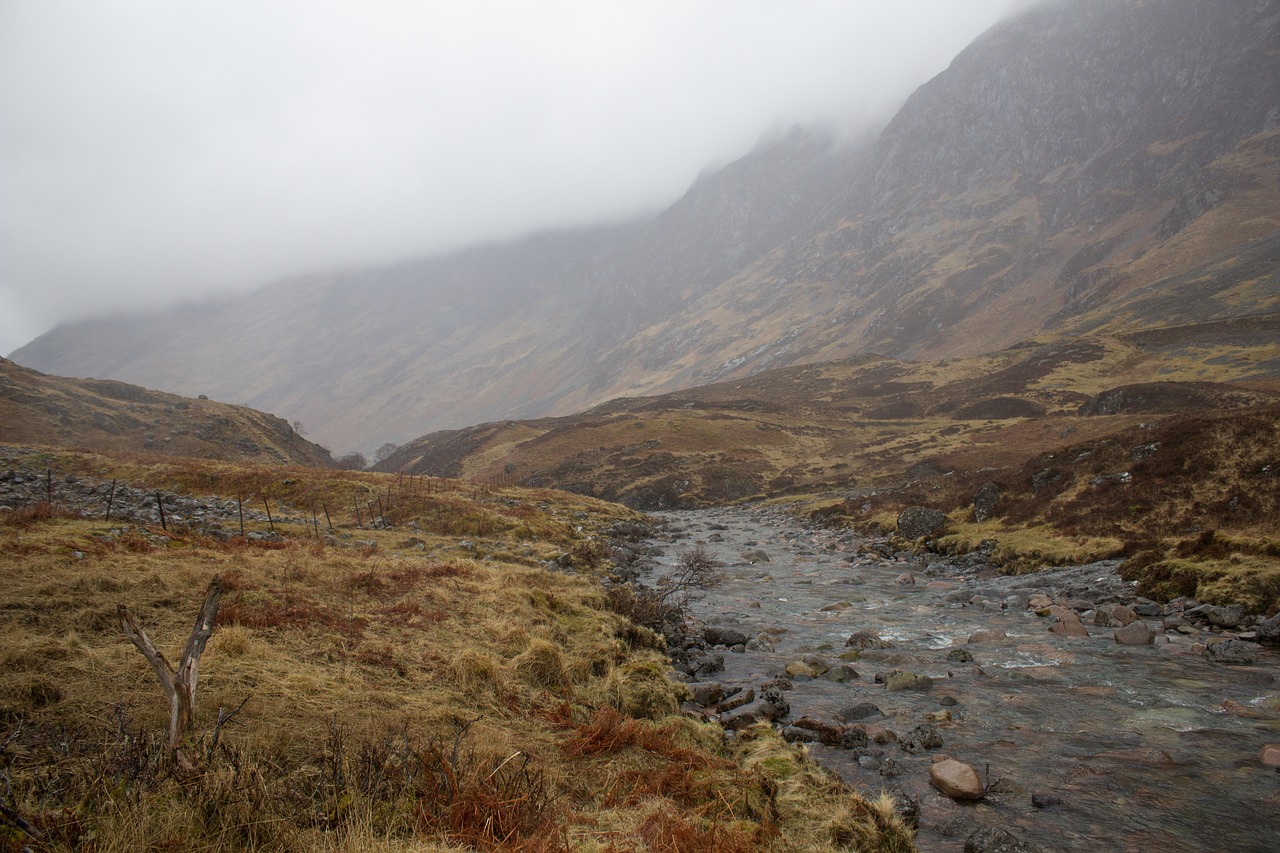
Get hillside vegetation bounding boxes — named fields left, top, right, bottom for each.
left=14, top=1, right=1280, bottom=454
left=379, top=318, right=1280, bottom=614
left=0, top=448, right=914, bottom=851
left=0, top=357, right=333, bottom=467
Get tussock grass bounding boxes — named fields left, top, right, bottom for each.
left=0, top=454, right=911, bottom=851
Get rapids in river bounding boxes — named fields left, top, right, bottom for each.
left=643, top=506, right=1280, bottom=853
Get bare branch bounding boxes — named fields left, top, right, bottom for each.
left=119, top=575, right=223, bottom=755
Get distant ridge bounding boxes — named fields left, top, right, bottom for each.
left=14, top=0, right=1280, bottom=454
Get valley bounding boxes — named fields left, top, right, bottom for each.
left=3, top=2, right=1280, bottom=850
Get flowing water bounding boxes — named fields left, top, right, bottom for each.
left=645, top=507, right=1280, bottom=852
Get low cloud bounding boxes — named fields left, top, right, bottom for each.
left=0, top=0, right=1019, bottom=355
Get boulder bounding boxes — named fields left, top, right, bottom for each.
left=785, top=660, right=817, bottom=679
left=1260, top=744, right=1280, bottom=768
left=972, top=482, right=1000, bottom=522
left=899, top=723, right=943, bottom=754
left=688, top=681, right=723, bottom=706
left=792, top=716, right=844, bottom=746
left=1206, top=639, right=1258, bottom=664
left=1048, top=613, right=1089, bottom=637
left=846, top=629, right=894, bottom=650
left=947, top=648, right=975, bottom=663
left=1027, top=593, right=1053, bottom=610
left=704, top=626, right=749, bottom=647
left=800, top=653, right=831, bottom=675
left=781, top=725, right=820, bottom=744
left=718, top=699, right=777, bottom=730
left=930, top=758, right=985, bottom=800
left=1113, top=621, right=1155, bottom=645
left=826, top=664, right=859, bottom=683
left=715, top=687, right=754, bottom=713
left=1190, top=603, right=1244, bottom=628
left=1258, top=613, right=1280, bottom=645
left=968, top=629, right=1007, bottom=644
left=896, top=506, right=949, bottom=540
left=837, top=702, right=884, bottom=722
left=884, top=671, right=934, bottom=692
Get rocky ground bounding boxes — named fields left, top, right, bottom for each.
left=626, top=505, right=1280, bottom=853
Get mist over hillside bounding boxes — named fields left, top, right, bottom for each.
left=13, top=0, right=1280, bottom=456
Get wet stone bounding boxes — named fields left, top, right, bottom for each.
left=899, top=723, right=943, bottom=754
left=1206, top=639, right=1258, bottom=664
left=838, top=702, right=884, bottom=722
left=930, top=758, right=985, bottom=800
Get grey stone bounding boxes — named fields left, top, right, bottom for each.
left=1207, top=639, right=1258, bottom=664
left=704, top=626, right=749, bottom=647
left=896, top=506, right=949, bottom=539
left=837, top=702, right=884, bottom=722
left=899, top=723, right=943, bottom=754
left=973, top=482, right=1001, bottom=522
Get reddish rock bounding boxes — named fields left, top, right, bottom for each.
left=1048, top=614, right=1089, bottom=637
left=968, top=629, right=1008, bottom=644
left=1260, top=744, right=1280, bottom=767
left=1113, top=621, right=1155, bottom=645
left=930, top=758, right=986, bottom=800
left=1110, top=605, right=1138, bottom=626
left=793, top=716, right=844, bottom=746
left=1027, top=593, right=1053, bottom=610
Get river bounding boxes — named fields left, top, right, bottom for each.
left=643, top=506, right=1280, bottom=853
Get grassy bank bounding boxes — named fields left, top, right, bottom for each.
left=0, top=452, right=914, bottom=851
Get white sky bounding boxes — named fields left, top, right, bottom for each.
left=0, top=0, right=1021, bottom=356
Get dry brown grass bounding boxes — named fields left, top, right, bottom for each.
left=0, top=455, right=910, bottom=851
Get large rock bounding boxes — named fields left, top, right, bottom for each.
left=972, top=482, right=1000, bottom=522
left=718, top=699, right=777, bottom=730
left=792, top=716, right=844, bottom=746
left=968, top=629, right=1007, bottom=644
left=930, top=758, right=985, bottom=800
left=1048, top=613, right=1089, bottom=637
left=837, top=702, right=884, bottom=722
left=703, top=626, right=749, bottom=647
left=1113, top=621, right=1155, bottom=645
left=1190, top=603, right=1244, bottom=628
left=688, top=681, right=723, bottom=706
left=899, top=723, right=943, bottom=754
left=896, top=506, right=949, bottom=540
left=846, top=629, right=894, bottom=650
left=1206, top=639, right=1258, bottom=664
left=1260, top=743, right=1280, bottom=768
left=884, top=671, right=934, bottom=692
left=1258, top=613, right=1280, bottom=645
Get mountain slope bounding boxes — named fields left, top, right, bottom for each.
left=0, top=356, right=334, bottom=466
left=374, top=317, right=1280, bottom=508
left=14, top=0, right=1280, bottom=453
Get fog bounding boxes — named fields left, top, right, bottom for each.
left=0, top=0, right=1023, bottom=356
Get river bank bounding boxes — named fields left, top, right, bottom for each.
left=641, top=505, right=1280, bottom=852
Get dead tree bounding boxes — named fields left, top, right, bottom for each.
left=118, top=576, right=222, bottom=769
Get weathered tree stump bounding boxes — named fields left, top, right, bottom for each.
left=118, top=575, right=222, bottom=772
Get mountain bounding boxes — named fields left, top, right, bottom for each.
left=371, top=315, right=1280, bottom=508
left=0, top=356, right=334, bottom=466
left=14, top=0, right=1280, bottom=455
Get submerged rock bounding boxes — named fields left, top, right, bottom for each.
left=964, top=826, right=1044, bottom=853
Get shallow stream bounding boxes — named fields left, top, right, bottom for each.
left=647, top=507, right=1280, bottom=852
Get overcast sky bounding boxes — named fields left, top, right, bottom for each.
left=0, top=0, right=1023, bottom=356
